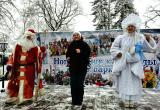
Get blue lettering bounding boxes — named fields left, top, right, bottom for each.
left=98, top=68, right=103, bottom=72
left=143, top=60, right=157, bottom=66
left=94, top=68, right=98, bottom=72
left=53, top=58, right=67, bottom=65
left=93, top=67, right=112, bottom=74
left=91, top=59, right=103, bottom=65
left=54, top=58, right=59, bottom=64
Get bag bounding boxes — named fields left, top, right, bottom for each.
left=112, top=53, right=126, bottom=73
left=131, top=61, right=144, bottom=79
left=126, top=52, right=140, bottom=63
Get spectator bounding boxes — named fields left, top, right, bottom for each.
left=66, top=31, right=91, bottom=107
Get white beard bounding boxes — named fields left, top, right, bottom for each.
left=19, top=38, right=36, bottom=50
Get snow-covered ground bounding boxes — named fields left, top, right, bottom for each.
left=0, top=84, right=160, bottom=110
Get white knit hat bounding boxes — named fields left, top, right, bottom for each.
left=72, top=31, right=81, bottom=37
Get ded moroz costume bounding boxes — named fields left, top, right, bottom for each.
left=6, top=29, right=45, bottom=105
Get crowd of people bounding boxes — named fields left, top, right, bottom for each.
left=48, top=38, right=69, bottom=56
left=43, top=69, right=113, bottom=87
left=47, top=36, right=113, bottom=57
left=89, top=42, right=112, bottom=57
left=43, top=65, right=160, bottom=89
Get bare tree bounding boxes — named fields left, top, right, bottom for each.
left=36, top=0, right=81, bottom=31
left=0, top=0, right=17, bottom=41
left=144, top=4, right=160, bottom=28
left=18, top=0, right=43, bottom=32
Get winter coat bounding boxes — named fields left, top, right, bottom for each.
left=66, top=39, right=91, bottom=72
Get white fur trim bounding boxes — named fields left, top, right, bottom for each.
left=18, top=69, right=25, bottom=104
left=22, top=48, right=27, bottom=52
left=5, top=97, right=17, bottom=103
left=20, top=56, right=26, bottom=61
left=34, top=87, right=45, bottom=98
left=38, top=46, right=41, bottom=53
left=38, top=73, right=43, bottom=79
left=18, top=51, right=27, bottom=104
left=39, top=88, right=45, bottom=96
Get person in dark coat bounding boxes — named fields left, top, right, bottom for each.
left=66, top=31, right=91, bottom=106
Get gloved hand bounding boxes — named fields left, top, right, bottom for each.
left=116, top=52, right=122, bottom=58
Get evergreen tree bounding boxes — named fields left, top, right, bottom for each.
left=91, top=0, right=115, bottom=30
left=113, top=0, right=137, bottom=29
left=91, top=0, right=137, bottom=30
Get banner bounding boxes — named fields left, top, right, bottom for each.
left=36, top=29, right=160, bottom=78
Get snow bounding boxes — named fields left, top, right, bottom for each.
left=0, top=85, right=160, bottom=110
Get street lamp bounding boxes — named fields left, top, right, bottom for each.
left=0, top=42, right=8, bottom=93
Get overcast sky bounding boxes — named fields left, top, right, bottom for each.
left=73, top=0, right=160, bottom=31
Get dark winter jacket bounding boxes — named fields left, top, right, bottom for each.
left=66, top=39, right=91, bottom=71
